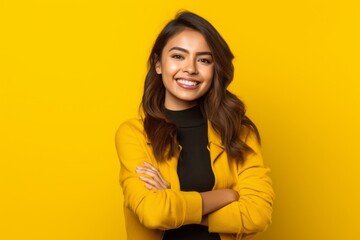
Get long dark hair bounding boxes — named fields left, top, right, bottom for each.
left=141, top=11, right=260, bottom=162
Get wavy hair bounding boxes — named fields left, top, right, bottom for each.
left=141, top=11, right=260, bottom=162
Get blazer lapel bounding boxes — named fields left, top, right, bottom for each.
left=207, top=121, right=225, bottom=163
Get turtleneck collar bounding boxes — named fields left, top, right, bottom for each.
left=165, top=105, right=205, bottom=128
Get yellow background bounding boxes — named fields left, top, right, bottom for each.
left=1, top=0, right=359, bottom=239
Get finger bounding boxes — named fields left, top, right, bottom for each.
left=136, top=167, right=159, bottom=178
left=143, top=162, right=165, bottom=180
left=144, top=183, right=156, bottom=190
left=139, top=176, right=166, bottom=190
left=136, top=165, right=158, bottom=175
left=143, top=161, right=158, bottom=171
left=141, top=174, right=168, bottom=190
left=137, top=166, right=164, bottom=183
left=136, top=165, right=170, bottom=189
left=138, top=171, right=169, bottom=190
left=141, top=164, right=164, bottom=181
left=142, top=162, right=170, bottom=187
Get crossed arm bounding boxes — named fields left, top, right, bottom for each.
left=136, top=161, right=239, bottom=225
left=116, top=121, right=274, bottom=233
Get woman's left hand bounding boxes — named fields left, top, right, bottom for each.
left=136, top=162, right=170, bottom=190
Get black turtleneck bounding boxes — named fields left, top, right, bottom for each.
left=163, top=105, right=220, bottom=240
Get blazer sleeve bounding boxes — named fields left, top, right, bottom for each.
left=207, top=130, right=275, bottom=234
left=115, top=120, right=203, bottom=230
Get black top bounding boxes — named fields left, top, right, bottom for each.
left=163, top=105, right=220, bottom=240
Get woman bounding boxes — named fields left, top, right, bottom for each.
left=115, top=11, right=274, bottom=240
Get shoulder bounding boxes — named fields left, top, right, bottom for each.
left=238, top=125, right=264, bottom=168
left=118, top=118, right=144, bottom=131
left=240, top=126, right=260, bottom=150
left=115, top=118, right=146, bottom=142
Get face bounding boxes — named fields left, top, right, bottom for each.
left=155, top=29, right=214, bottom=110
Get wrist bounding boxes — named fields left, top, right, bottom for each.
left=229, top=189, right=239, bottom=202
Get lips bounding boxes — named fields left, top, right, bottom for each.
left=175, top=78, right=201, bottom=89
left=176, top=79, right=200, bottom=86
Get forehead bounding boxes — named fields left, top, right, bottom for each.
left=163, top=28, right=211, bottom=52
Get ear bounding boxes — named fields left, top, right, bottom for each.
left=154, top=54, right=162, bottom=74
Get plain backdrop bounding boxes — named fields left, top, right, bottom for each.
left=1, top=0, right=359, bottom=239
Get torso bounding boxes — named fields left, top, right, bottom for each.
left=163, top=105, right=220, bottom=240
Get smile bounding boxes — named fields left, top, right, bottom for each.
left=176, top=79, right=200, bottom=86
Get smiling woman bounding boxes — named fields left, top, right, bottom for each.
left=115, top=11, right=274, bottom=240
left=155, top=29, right=214, bottom=110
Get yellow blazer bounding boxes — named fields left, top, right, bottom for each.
left=115, top=118, right=274, bottom=240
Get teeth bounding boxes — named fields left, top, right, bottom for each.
left=177, top=79, right=198, bottom=86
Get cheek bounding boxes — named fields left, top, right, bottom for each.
left=204, top=80, right=213, bottom=93
left=162, top=60, right=180, bottom=74
left=203, top=67, right=214, bottom=82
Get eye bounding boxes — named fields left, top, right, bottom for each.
left=171, top=54, right=184, bottom=60
left=199, top=58, right=212, bottom=64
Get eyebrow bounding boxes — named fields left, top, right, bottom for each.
left=168, top=47, right=212, bottom=56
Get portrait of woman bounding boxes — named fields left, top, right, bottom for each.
left=115, top=11, right=274, bottom=240
left=1, top=1, right=358, bottom=239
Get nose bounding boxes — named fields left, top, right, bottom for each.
left=182, top=58, right=198, bottom=75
